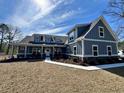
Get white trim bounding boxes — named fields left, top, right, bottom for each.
left=84, top=38, right=117, bottom=43
left=18, top=53, right=32, bottom=55
left=18, top=53, right=45, bottom=55
left=92, top=45, right=99, bottom=57
left=32, top=47, right=41, bottom=54
left=116, top=42, right=119, bottom=54
left=45, top=60, right=124, bottom=71
left=68, top=41, right=76, bottom=45
left=82, top=40, right=84, bottom=56
left=99, top=26, right=104, bottom=38
left=75, top=27, right=78, bottom=38
left=69, top=31, right=75, bottom=41
left=17, top=46, right=19, bottom=54
left=68, top=38, right=117, bottom=45
left=83, top=54, right=118, bottom=57
left=83, top=16, right=118, bottom=41
left=24, top=46, right=27, bottom=58
left=11, top=43, right=65, bottom=47
left=43, top=35, right=45, bottom=42
left=107, top=45, right=112, bottom=56
left=67, top=54, right=82, bottom=57
left=73, top=45, right=77, bottom=55
left=67, top=54, right=118, bottom=58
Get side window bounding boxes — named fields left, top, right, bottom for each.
left=99, top=26, right=104, bottom=38
left=107, top=46, right=112, bottom=56
left=73, top=46, right=77, bottom=55
left=92, top=45, right=98, bottom=56
left=19, top=46, right=25, bottom=53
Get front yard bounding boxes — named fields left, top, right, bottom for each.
left=0, top=61, right=124, bottom=93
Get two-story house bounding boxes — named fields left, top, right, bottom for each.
left=67, top=16, right=118, bottom=61
left=10, top=16, right=118, bottom=61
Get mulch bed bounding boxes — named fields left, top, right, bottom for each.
left=53, top=57, right=124, bottom=66
left=53, top=58, right=90, bottom=66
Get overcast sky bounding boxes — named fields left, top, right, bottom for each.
left=0, top=0, right=109, bottom=36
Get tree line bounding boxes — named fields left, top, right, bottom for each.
left=0, top=24, right=22, bottom=54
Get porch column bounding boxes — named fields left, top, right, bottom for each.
left=24, top=45, right=27, bottom=58
left=41, top=46, right=43, bottom=58
left=17, top=46, right=19, bottom=54
left=53, top=47, right=55, bottom=58
left=82, top=40, right=84, bottom=61
left=11, top=44, right=14, bottom=57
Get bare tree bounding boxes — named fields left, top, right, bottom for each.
left=5, top=25, right=23, bottom=54
left=0, top=24, right=9, bottom=51
left=104, top=0, right=124, bottom=40
left=116, top=25, right=124, bottom=40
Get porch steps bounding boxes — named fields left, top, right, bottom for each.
left=45, top=57, right=51, bottom=61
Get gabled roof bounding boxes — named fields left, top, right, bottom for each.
left=53, top=35, right=67, bottom=43
left=67, top=16, right=118, bottom=41
left=83, top=16, right=118, bottom=41
left=20, top=36, right=33, bottom=43
left=20, top=34, right=67, bottom=44
left=67, top=23, right=91, bottom=35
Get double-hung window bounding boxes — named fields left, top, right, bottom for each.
left=41, top=36, right=43, bottom=41
left=69, top=31, right=74, bottom=41
left=107, top=46, right=112, bottom=56
left=73, top=46, right=77, bottom=55
left=92, top=45, right=98, bottom=56
left=99, top=26, right=104, bottom=38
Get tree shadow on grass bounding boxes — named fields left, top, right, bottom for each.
left=104, top=66, right=124, bottom=78
left=0, top=58, right=43, bottom=63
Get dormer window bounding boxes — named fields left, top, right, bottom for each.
left=69, top=31, right=74, bottom=41
left=41, top=36, right=43, bottom=41
left=99, top=26, right=104, bottom=38
left=35, top=36, right=39, bottom=42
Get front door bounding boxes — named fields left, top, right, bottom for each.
left=45, top=48, right=51, bottom=57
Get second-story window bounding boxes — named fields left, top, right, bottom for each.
left=35, top=36, right=39, bottom=42
left=99, top=26, right=104, bottom=38
left=69, top=31, right=74, bottom=41
left=41, top=36, right=43, bottom=41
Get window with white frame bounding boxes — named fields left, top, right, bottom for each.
left=73, top=46, right=77, bottom=55
left=40, top=36, right=43, bottom=41
left=69, top=31, right=74, bottom=41
left=99, top=26, right=104, bottom=38
left=32, top=48, right=41, bottom=54
left=19, top=46, right=25, bottom=53
left=92, top=45, right=98, bottom=56
left=35, top=36, right=39, bottom=42
left=107, top=46, right=112, bottom=56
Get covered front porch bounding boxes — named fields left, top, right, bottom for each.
left=10, top=43, right=66, bottom=59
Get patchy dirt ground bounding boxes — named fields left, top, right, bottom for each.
left=0, top=61, right=124, bottom=93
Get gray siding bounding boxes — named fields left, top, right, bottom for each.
left=84, top=40, right=117, bottom=56
left=77, top=41, right=82, bottom=55
left=85, top=20, right=116, bottom=41
left=77, top=25, right=90, bottom=38
left=67, top=41, right=82, bottom=55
